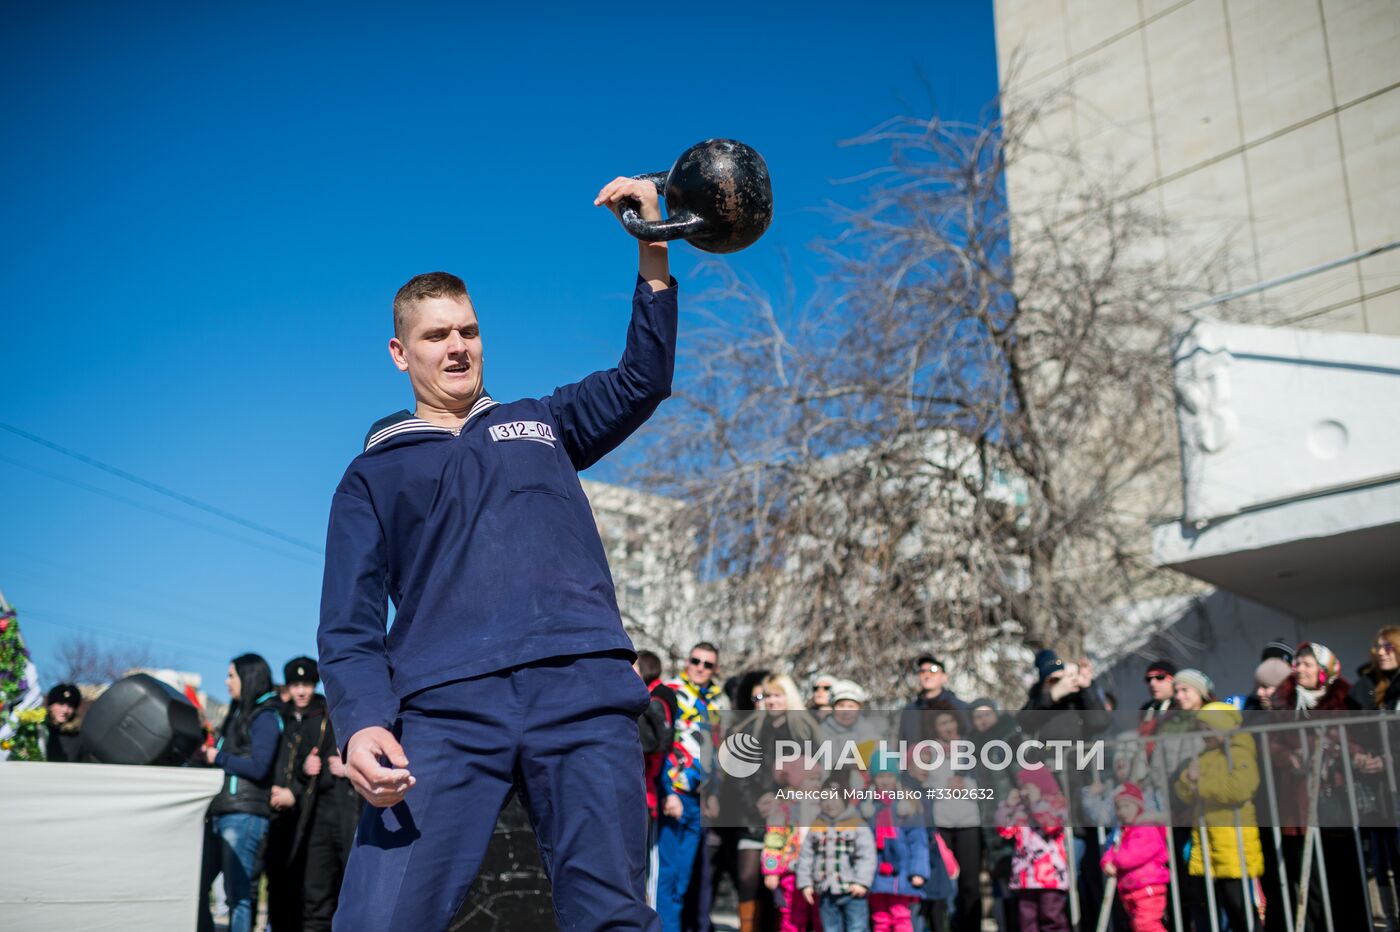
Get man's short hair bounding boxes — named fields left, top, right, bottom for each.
left=690, top=641, right=719, bottom=658
left=393, top=271, right=469, bottom=339
left=636, top=650, right=663, bottom=684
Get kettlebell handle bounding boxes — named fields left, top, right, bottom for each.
left=617, top=170, right=708, bottom=243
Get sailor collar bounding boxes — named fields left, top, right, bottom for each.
left=363, top=394, right=500, bottom=451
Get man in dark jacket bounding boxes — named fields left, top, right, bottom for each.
left=283, top=657, right=362, bottom=932
left=1138, top=658, right=1176, bottom=725
left=44, top=683, right=83, bottom=762
left=266, top=657, right=334, bottom=932
left=905, top=654, right=970, bottom=721
left=900, top=653, right=971, bottom=749
left=634, top=650, right=679, bottom=907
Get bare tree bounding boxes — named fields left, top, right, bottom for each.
left=628, top=86, right=1238, bottom=703
left=55, top=635, right=163, bottom=686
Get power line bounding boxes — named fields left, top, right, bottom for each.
left=0, top=561, right=317, bottom=642
left=0, top=452, right=322, bottom=567
left=0, top=545, right=302, bottom=628
left=18, top=607, right=236, bottom=667
left=0, top=421, right=324, bottom=555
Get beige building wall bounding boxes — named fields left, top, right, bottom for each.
left=994, top=0, right=1399, bottom=334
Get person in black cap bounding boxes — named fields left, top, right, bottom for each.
left=44, top=683, right=83, bottom=762
left=265, top=657, right=325, bottom=932
left=903, top=653, right=971, bottom=729
left=1019, top=649, right=1111, bottom=739
left=265, top=656, right=362, bottom=932
left=273, top=652, right=361, bottom=929
left=1138, top=658, right=1176, bottom=724
left=1260, top=637, right=1294, bottom=665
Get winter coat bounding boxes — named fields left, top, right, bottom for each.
left=1268, top=674, right=1365, bottom=828
left=44, top=720, right=83, bottom=762
left=901, top=689, right=972, bottom=742
left=270, top=694, right=360, bottom=859
left=721, top=708, right=823, bottom=818
left=922, top=744, right=981, bottom=828
left=795, top=807, right=877, bottom=895
left=971, top=714, right=1023, bottom=866
left=209, top=697, right=281, bottom=818
left=664, top=671, right=723, bottom=795
left=1174, top=732, right=1264, bottom=879
left=1142, top=710, right=1205, bottom=818
left=1355, top=664, right=1400, bottom=712
left=996, top=794, right=1070, bottom=891
left=1019, top=679, right=1113, bottom=743
left=998, top=824, right=1070, bottom=891
left=762, top=808, right=806, bottom=877
left=730, top=707, right=822, bottom=762
left=1101, top=825, right=1170, bottom=895
left=639, top=679, right=678, bottom=817
left=864, top=796, right=932, bottom=899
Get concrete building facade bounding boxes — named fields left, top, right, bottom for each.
left=994, top=0, right=1398, bottom=334
left=993, top=0, right=1400, bottom=702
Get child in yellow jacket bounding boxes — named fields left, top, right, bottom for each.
left=1174, top=702, right=1263, bottom=932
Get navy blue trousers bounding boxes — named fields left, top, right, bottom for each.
left=332, top=651, right=659, bottom=931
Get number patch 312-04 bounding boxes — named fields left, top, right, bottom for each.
left=488, top=421, right=557, bottom=446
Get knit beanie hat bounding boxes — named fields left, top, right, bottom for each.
left=830, top=680, right=868, bottom=706
left=1261, top=638, right=1295, bottom=664
left=1145, top=659, right=1178, bottom=677
left=1034, top=649, right=1065, bottom=682
left=1114, top=782, right=1145, bottom=813
left=869, top=748, right=902, bottom=775
left=1017, top=764, right=1062, bottom=798
left=1254, top=657, right=1291, bottom=689
left=1175, top=668, right=1214, bottom=700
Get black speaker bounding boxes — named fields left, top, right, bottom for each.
left=80, top=673, right=204, bottom=765
left=449, top=794, right=556, bottom=930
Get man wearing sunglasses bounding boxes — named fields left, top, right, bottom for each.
left=1138, top=659, right=1176, bottom=724
left=902, top=654, right=970, bottom=733
left=809, top=673, right=836, bottom=715
left=656, top=643, right=724, bottom=932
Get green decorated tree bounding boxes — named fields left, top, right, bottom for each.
left=0, top=594, right=45, bottom=761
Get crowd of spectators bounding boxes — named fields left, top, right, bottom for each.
left=29, top=624, right=1400, bottom=932
left=638, top=629, right=1400, bottom=932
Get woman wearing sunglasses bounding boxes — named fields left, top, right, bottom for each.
left=1358, top=627, right=1400, bottom=712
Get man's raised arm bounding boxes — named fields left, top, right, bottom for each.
left=545, top=177, right=679, bottom=470
left=595, top=175, right=671, bottom=293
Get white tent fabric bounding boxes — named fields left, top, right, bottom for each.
left=0, top=762, right=221, bottom=930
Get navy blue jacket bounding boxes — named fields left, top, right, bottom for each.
left=317, top=277, right=677, bottom=752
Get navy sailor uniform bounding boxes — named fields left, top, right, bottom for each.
left=318, top=276, right=676, bottom=931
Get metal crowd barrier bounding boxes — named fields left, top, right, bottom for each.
left=1094, top=713, right=1400, bottom=932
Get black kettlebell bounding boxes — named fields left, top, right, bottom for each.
left=619, top=139, right=773, bottom=254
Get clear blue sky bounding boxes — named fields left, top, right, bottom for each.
left=1, top=2, right=999, bottom=703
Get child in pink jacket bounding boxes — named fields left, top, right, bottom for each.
left=1100, top=783, right=1170, bottom=932
left=996, top=766, right=1070, bottom=932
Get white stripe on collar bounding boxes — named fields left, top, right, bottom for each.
left=365, top=395, right=500, bottom=451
